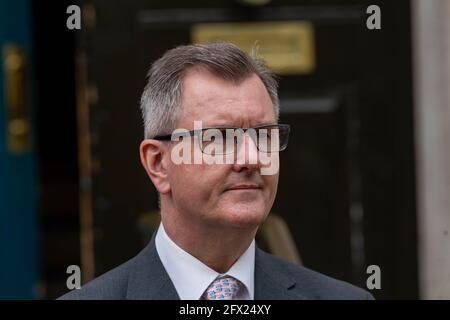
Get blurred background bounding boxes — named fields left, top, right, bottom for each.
left=1, top=0, right=449, bottom=299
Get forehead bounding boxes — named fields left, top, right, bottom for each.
left=179, top=67, right=276, bottom=127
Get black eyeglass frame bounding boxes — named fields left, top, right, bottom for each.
left=152, top=124, right=290, bottom=154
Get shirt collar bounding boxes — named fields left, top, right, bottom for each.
left=155, top=223, right=255, bottom=300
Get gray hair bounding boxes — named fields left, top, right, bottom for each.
left=140, top=42, right=279, bottom=139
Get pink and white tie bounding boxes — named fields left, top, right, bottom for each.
left=202, top=276, right=242, bottom=300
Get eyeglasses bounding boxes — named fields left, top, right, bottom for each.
left=153, top=124, right=290, bottom=155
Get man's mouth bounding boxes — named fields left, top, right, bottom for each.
left=225, top=183, right=262, bottom=191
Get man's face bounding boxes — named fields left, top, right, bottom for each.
left=165, top=67, right=279, bottom=230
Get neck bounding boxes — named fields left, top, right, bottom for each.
left=161, top=210, right=257, bottom=274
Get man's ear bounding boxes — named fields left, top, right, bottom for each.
left=140, top=139, right=171, bottom=194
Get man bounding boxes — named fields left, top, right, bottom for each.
left=60, top=43, right=373, bottom=300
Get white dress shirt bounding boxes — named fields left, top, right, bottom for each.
left=155, top=223, right=255, bottom=300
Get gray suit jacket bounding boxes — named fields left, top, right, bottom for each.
left=59, top=235, right=373, bottom=300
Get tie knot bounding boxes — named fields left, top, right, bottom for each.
left=202, top=276, right=242, bottom=300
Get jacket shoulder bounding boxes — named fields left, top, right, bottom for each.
left=58, top=257, right=135, bottom=300
left=258, top=250, right=374, bottom=300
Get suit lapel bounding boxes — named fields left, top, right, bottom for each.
left=126, top=234, right=180, bottom=300
left=254, top=248, right=308, bottom=300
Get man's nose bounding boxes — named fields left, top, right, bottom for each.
left=232, top=134, right=260, bottom=171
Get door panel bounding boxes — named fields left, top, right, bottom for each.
left=0, top=0, right=39, bottom=299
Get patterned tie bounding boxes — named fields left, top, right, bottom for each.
left=202, top=275, right=242, bottom=300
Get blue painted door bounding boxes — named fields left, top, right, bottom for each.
left=0, top=0, right=39, bottom=299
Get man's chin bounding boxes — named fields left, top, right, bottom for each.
left=218, top=207, right=268, bottom=229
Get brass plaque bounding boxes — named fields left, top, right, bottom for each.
left=191, top=21, right=315, bottom=75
